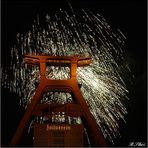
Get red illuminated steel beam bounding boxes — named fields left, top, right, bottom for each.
left=10, top=55, right=106, bottom=147
left=24, top=55, right=92, bottom=67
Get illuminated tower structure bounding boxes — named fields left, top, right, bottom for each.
left=10, top=55, right=106, bottom=147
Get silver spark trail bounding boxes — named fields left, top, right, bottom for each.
left=2, top=7, right=130, bottom=143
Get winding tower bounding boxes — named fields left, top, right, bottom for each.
left=10, top=55, right=106, bottom=147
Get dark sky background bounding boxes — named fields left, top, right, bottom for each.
left=1, top=0, right=147, bottom=147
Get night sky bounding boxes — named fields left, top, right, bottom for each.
left=1, top=0, right=147, bottom=147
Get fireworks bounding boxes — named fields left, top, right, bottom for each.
left=2, top=6, right=129, bottom=143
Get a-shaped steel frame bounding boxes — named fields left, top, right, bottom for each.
left=10, top=55, right=106, bottom=147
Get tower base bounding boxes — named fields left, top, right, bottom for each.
left=34, top=123, right=84, bottom=147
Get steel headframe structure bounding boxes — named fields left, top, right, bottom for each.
left=10, top=55, right=106, bottom=147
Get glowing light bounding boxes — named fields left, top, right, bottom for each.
left=2, top=7, right=130, bottom=143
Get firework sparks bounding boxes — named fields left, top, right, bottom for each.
left=2, top=7, right=129, bottom=143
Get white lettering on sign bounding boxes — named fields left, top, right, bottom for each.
left=46, top=125, right=71, bottom=131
